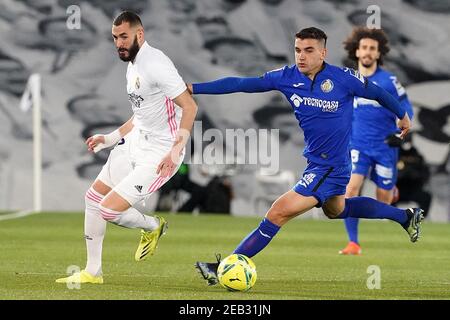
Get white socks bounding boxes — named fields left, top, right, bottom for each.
left=84, top=188, right=106, bottom=277
left=99, top=205, right=160, bottom=232
left=83, top=188, right=160, bottom=277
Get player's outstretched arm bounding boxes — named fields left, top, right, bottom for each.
left=157, top=90, right=198, bottom=178
left=191, top=76, right=274, bottom=95
left=360, top=81, right=411, bottom=138
left=86, top=116, right=134, bottom=153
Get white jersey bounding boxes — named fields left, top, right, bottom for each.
left=126, top=41, right=186, bottom=141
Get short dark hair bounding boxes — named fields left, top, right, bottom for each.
left=113, top=11, right=143, bottom=28
left=296, top=27, right=327, bottom=47
left=343, top=27, right=390, bottom=65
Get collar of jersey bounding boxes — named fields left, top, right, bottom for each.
left=295, top=62, right=328, bottom=81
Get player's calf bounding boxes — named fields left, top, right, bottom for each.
left=322, top=195, right=346, bottom=219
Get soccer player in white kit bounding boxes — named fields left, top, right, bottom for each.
left=56, top=11, right=198, bottom=284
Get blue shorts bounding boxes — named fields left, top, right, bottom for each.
left=293, top=162, right=351, bottom=207
left=350, top=146, right=397, bottom=190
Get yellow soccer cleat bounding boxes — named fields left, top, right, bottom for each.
left=55, top=270, right=103, bottom=284
left=135, top=216, right=168, bottom=262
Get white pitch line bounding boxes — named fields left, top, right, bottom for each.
left=0, top=210, right=37, bottom=221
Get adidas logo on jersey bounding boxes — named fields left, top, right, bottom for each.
left=135, top=185, right=143, bottom=193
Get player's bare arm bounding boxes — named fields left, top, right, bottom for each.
left=86, top=116, right=135, bottom=152
left=156, top=90, right=198, bottom=178
left=186, top=83, right=193, bottom=95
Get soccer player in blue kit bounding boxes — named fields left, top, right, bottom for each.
left=189, top=27, right=424, bottom=285
left=339, top=27, right=415, bottom=255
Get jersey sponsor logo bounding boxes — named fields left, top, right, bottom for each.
left=297, top=173, right=316, bottom=188
left=293, top=82, right=305, bottom=87
left=302, top=97, right=339, bottom=112
left=128, top=92, right=144, bottom=109
left=290, top=93, right=303, bottom=107
left=320, top=79, right=334, bottom=93
left=343, top=67, right=365, bottom=84
left=290, top=94, right=339, bottom=112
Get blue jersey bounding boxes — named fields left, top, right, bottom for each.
left=352, top=67, right=413, bottom=148
left=193, top=62, right=406, bottom=167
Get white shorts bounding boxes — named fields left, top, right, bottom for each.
left=97, top=127, right=184, bottom=206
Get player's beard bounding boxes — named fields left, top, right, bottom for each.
left=118, top=36, right=140, bottom=62
left=361, top=56, right=376, bottom=68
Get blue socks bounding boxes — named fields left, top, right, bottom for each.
left=233, top=218, right=280, bottom=258
left=344, top=217, right=359, bottom=244
left=233, top=197, right=407, bottom=259
left=338, top=197, right=408, bottom=225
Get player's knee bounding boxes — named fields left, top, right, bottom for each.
left=84, top=189, right=102, bottom=210
left=266, top=204, right=291, bottom=225
left=85, top=188, right=102, bottom=208
left=376, top=190, right=393, bottom=204
left=98, top=203, right=121, bottom=222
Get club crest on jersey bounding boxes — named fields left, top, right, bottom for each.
left=321, top=79, right=334, bottom=93
left=135, top=77, right=140, bottom=89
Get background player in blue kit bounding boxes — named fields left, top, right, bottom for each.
left=339, top=27, right=415, bottom=256
left=188, top=27, right=424, bottom=286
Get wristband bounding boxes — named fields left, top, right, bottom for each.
left=93, top=129, right=121, bottom=153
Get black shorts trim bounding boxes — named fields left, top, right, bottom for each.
left=312, top=167, right=334, bottom=192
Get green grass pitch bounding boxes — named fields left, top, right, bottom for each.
left=1, top=212, right=449, bottom=300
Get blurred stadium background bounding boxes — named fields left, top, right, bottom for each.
left=0, top=0, right=449, bottom=221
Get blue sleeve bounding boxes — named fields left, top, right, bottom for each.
left=341, top=67, right=404, bottom=118
left=361, top=81, right=406, bottom=119
left=192, top=76, right=275, bottom=94
left=400, top=95, right=414, bottom=119
left=385, top=76, right=414, bottom=119
left=192, top=67, right=284, bottom=95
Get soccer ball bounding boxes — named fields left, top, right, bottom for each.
left=217, top=254, right=257, bottom=292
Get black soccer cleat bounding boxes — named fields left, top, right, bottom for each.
left=195, top=253, right=221, bottom=286
left=402, top=208, right=425, bottom=243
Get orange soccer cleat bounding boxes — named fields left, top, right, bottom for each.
left=338, top=241, right=362, bottom=255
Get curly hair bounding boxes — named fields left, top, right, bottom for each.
left=343, top=27, right=390, bottom=65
